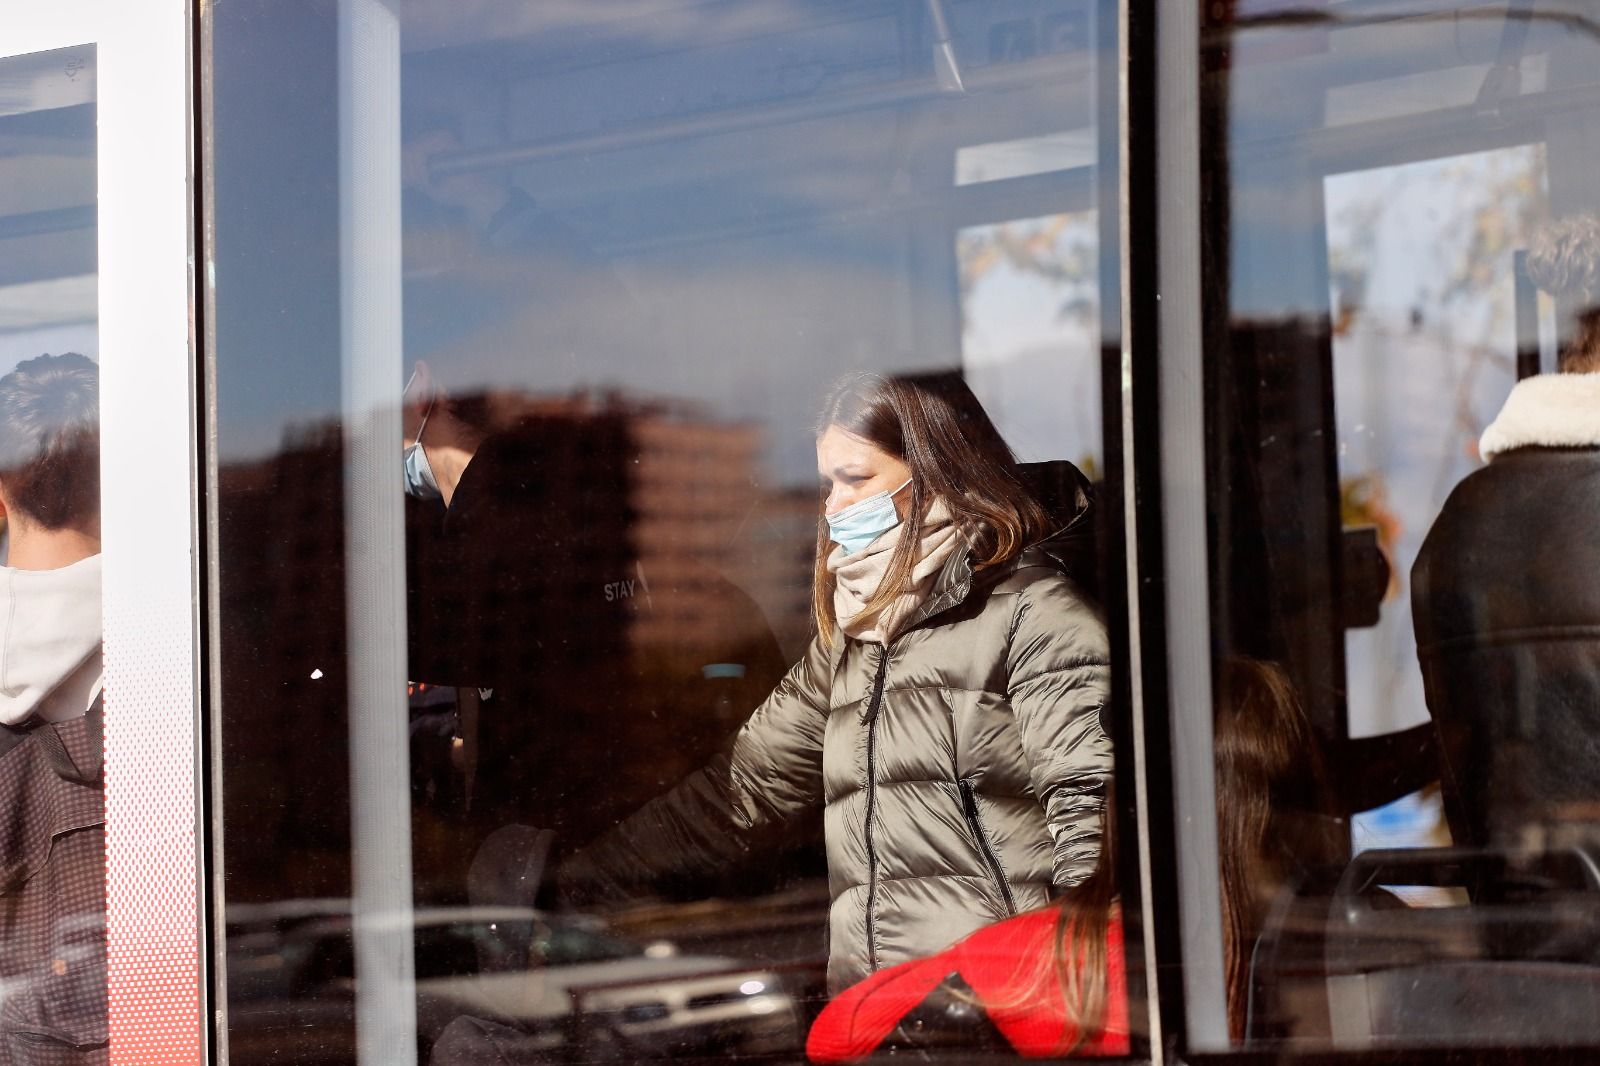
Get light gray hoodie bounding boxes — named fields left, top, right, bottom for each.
left=0, top=553, right=102, bottom=726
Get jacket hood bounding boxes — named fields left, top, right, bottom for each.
left=901, top=460, right=1099, bottom=633
left=1480, top=372, right=1600, bottom=460
left=1018, top=459, right=1098, bottom=590
left=0, top=554, right=103, bottom=726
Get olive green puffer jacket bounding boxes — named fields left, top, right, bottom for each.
left=559, top=463, right=1113, bottom=990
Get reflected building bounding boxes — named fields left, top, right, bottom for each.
left=729, top=486, right=823, bottom=662
left=216, top=393, right=821, bottom=906
left=215, top=425, right=355, bottom=903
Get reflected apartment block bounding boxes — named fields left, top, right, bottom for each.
left=729, top=486, right=823, bottom=661
left=458, top=388, right=809, bottom=673
left=215, top=393, right=823, bottom=903
left=627, top=408, right=766, bottom=661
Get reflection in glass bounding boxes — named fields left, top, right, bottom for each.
left=959, top=211, right=1102, bottom=474
left=1328, top=145, right=1546, bottom=877
left=1202, top=0, right=1600, bottom=1051
left=212, top=1, right=1123, bottom=1061
left=0, top=42, right=104, bottom=1064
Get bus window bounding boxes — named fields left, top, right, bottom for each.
left=207, top=2, right=1145, bottom=1063
left=1198, top=0, right=1600, bottom=1051
left=0, top=43, right=106, bottom=1063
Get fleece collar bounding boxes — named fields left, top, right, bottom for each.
left=1480, top=373, right=1600, bottom=460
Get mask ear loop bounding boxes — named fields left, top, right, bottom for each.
left=414, top=396, right=436, bottom=446
left=403, top=368, right=438, bottom=446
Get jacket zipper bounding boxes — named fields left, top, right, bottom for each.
left=959, top=778, right=1017, bottom=916
left=861, top=645, right=892, bottom=970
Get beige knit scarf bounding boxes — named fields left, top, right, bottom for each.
left=829, top=498, right=962, bottom=644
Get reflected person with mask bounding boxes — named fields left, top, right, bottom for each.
left=402, top=363, right=479, bottom=507
left=398, top=361, right=790, bottom=901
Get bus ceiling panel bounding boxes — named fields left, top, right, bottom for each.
left=585, top=165, right=1098, bottom=259
left=405, top=7, right=907, bottom=128
left=1215, top=3, right=1585, bottom=126
left=1223, top=79, right=1600, bottom=177
left=401, top=0, right=1086, bottom=112
left=1222, top=0, right=1577, bottom=75
left=428, top=49, right=1095, bottom=180
left=511, top=112, right=1098, bottom=253
left=398, top=0, right=908, bottom=64
left=475, top=87, right=1098, bottom=244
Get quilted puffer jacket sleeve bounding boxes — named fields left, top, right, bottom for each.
left=556, top=636, right=832, bottom=904
left=1006, top=573, right=1113, bottom=889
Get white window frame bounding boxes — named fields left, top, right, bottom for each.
left=1, top=4, right=203, bottom=1064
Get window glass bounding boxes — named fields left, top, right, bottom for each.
left=0, top=42, right=106, bottom=1062
left=1202, top=0, right=1600, bottom=1049
left=209, top=2, right=1137, bottom=1063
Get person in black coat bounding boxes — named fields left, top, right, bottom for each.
left=400, top=362, right=793, bottom=895
left=1412, top=213, right=1600, bottom=851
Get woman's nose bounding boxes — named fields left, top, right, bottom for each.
left=824, top=487, right=849, bottom=515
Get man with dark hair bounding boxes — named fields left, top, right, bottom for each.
left=0, top=352, right=107, bottom=1064
left=1413, top=215, right=1600, bottom=854
left=0, top=351, right=101, bottom=559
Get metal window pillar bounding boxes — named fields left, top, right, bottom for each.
left=1120, top=0, right=1229, bottom=1057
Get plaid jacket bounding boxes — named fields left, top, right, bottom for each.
left=0, top=696, right=106, bottom=1065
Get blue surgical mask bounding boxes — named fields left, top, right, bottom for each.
left=402, top=370, right=441, bottom=501
left=827, top=478, right=912, bottom=555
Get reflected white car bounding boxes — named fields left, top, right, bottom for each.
left=228, top=904, right=801, bottom=1062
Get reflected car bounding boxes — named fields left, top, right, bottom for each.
left=225, top=903, right=800, bottom=1063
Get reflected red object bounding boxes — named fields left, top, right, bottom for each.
left=807, top=907, right=1128, bottom=1061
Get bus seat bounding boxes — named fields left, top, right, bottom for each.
left=1321, top=846, right=1600, bottom=1048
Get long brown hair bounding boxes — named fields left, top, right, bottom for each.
left=1016, top=659, right=1333, bottom=1048
left=1050, top=792, right=1118, bottom=1052
left=1213, top=657, right=1339, bottom=1040
left=811, top=371, right=1051, bottom=645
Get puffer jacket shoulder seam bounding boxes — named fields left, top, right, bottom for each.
left=835, top=871, right=1058, bottom=893
left=881, top=683, right=988, bottom=698
left=870, top=776, right=1035, bottom=800
left=1009, top=659, right=1105, bottom=687
left=871, top=871, right=1003, bottom=887
left=873, top=775, right=964, bottom=791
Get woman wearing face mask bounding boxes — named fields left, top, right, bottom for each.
left=558, top=370, right=1113, bottom=992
